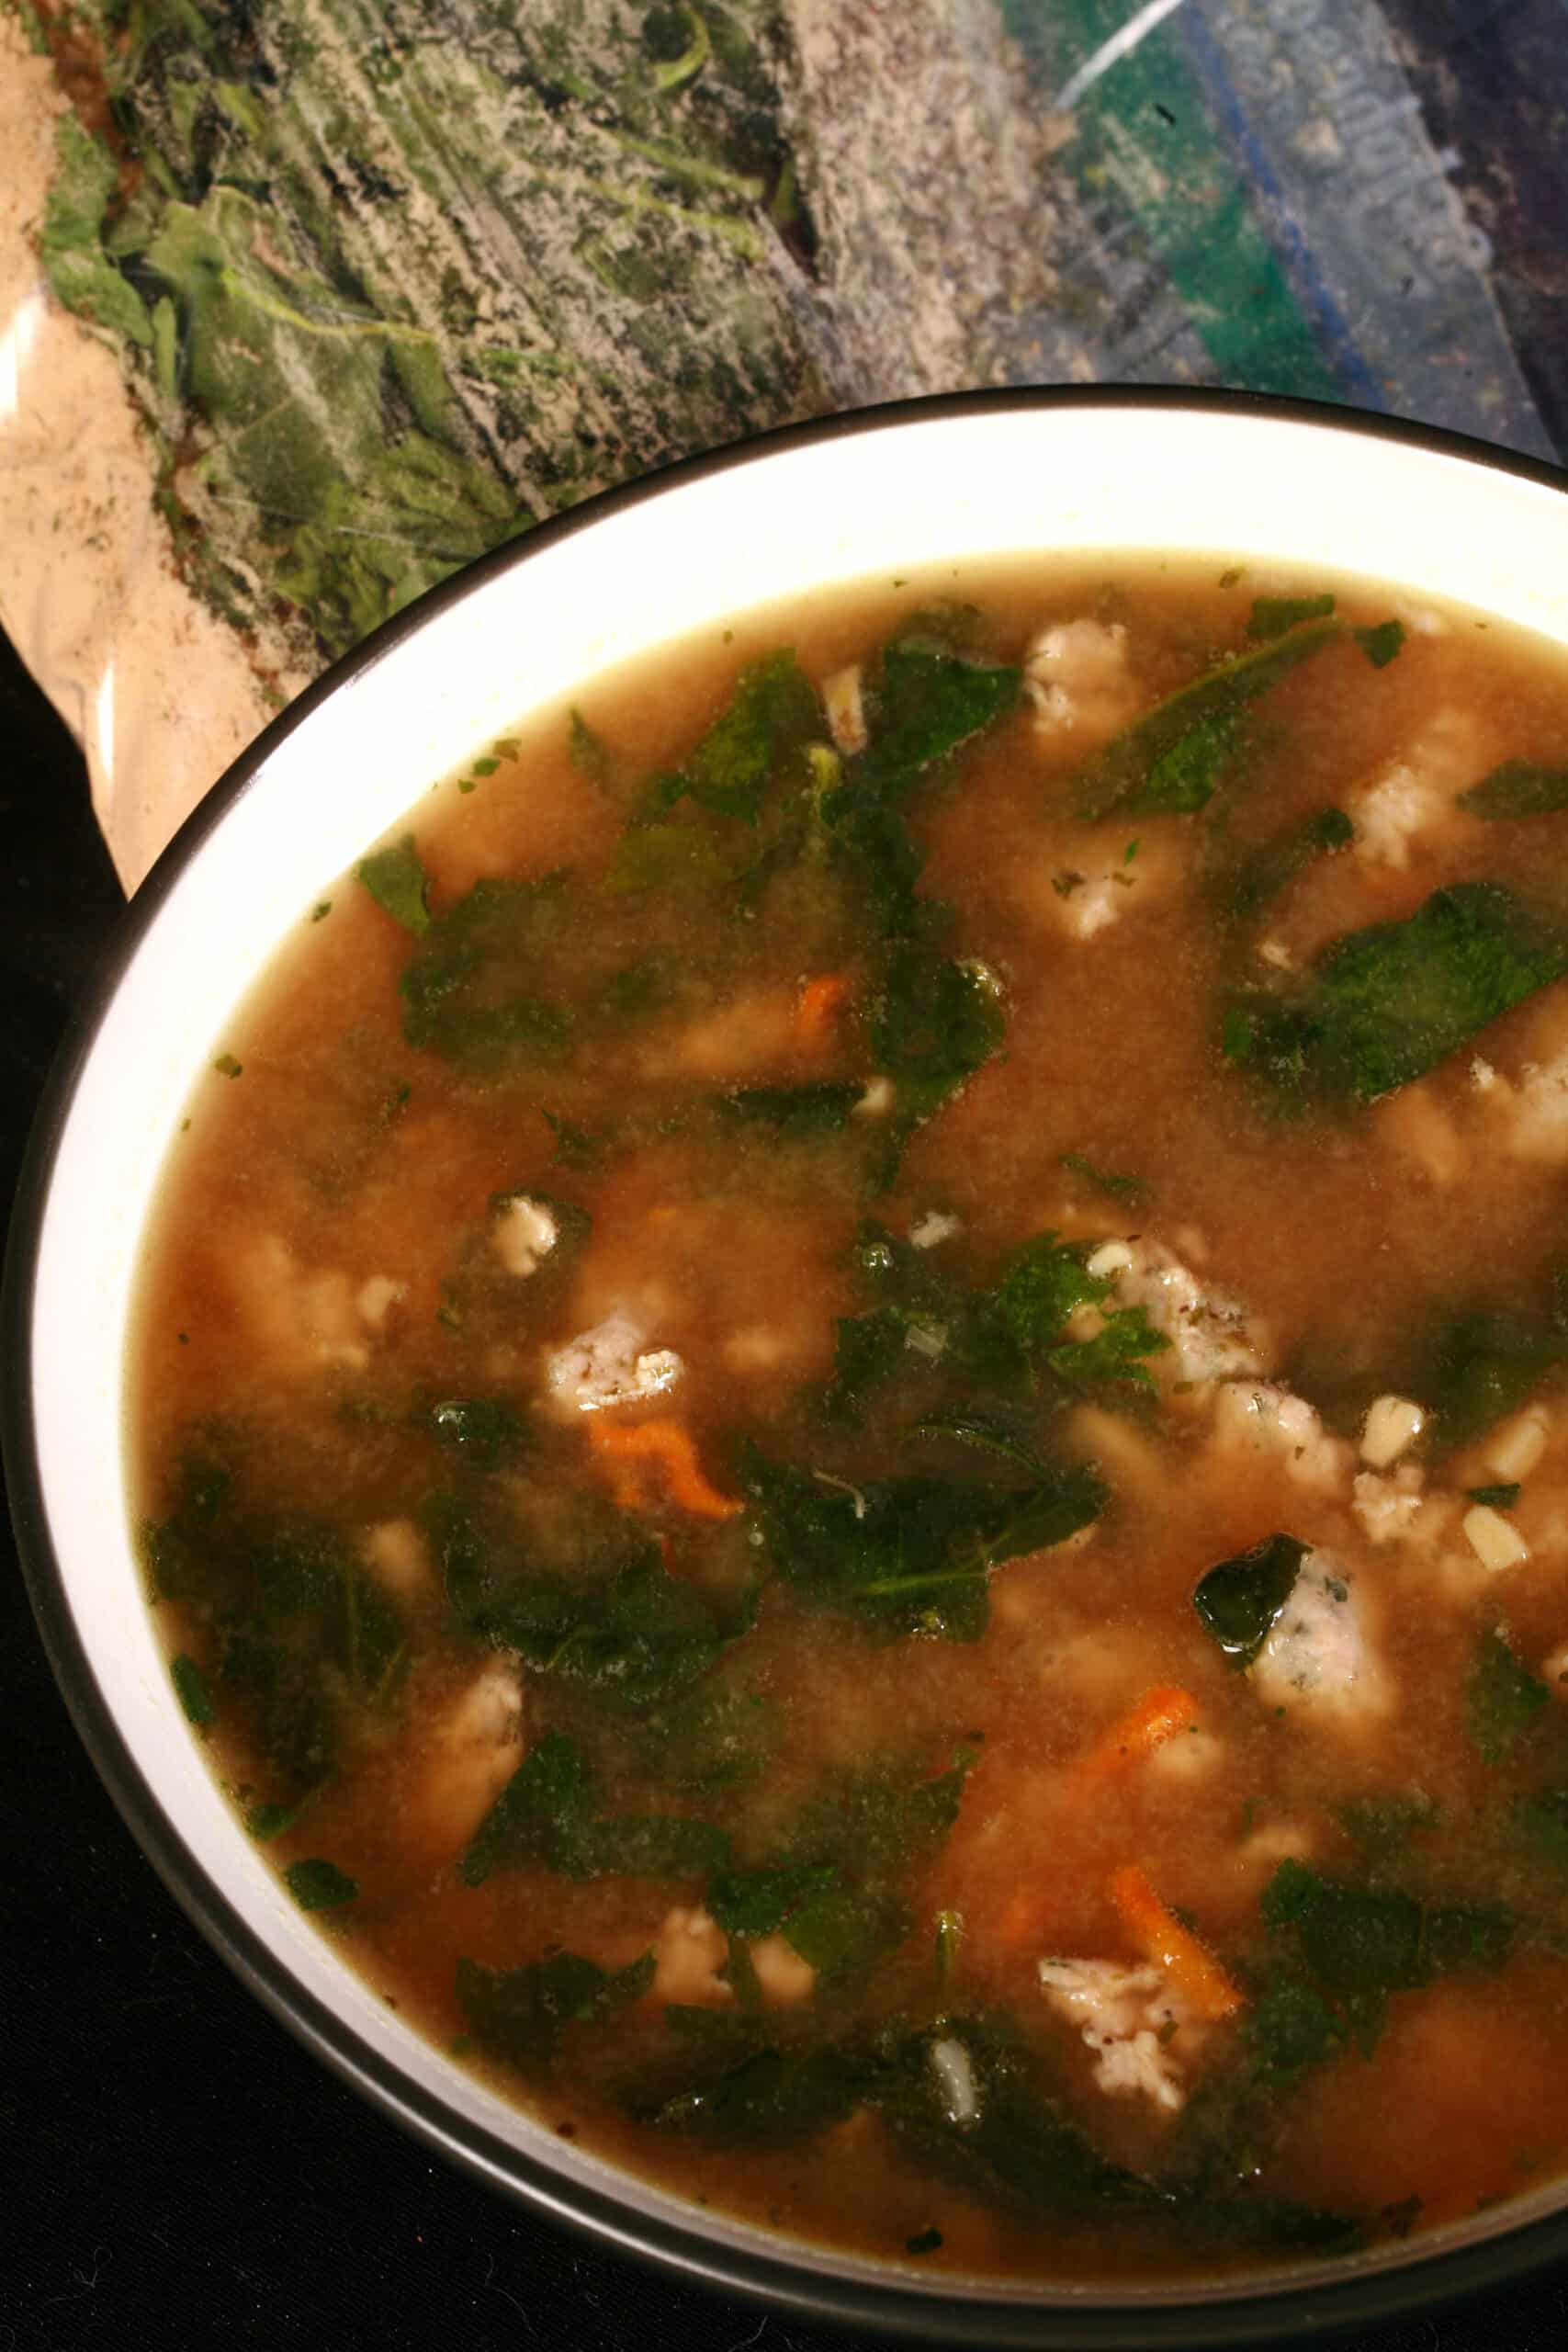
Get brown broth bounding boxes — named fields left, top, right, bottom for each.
left=130, top=554, right=1568, bottom=2284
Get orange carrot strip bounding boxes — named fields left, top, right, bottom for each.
left=795, top=972, right=851, bottom=1043
left=587, top=1418, right=742, bottom=1521
left=1072, top=1686, right=1201, bottom=1784
left=1107, top=1862, right=1242, bottom=2022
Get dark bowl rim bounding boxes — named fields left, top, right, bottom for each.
left=6, top=383, right=1568, bottom=2350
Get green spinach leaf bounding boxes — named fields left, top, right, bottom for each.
left=870, top=944, right=1006, bottom=1122
left=1078, top=618, right=1341, bottom=820
left=742, top=1444, right=1104, bottom=1641
left=1225, top=806, right=1353, bottom=922
left=1335, top=1792, right=1443, bottom=1860
left=854, top=640, right=1021, bottom=804
left=472, top=1553, right=754, bottom=1707
left=1193, top=1534, right=1309, bottom=1668
left=461, top=1730, right=730, bottom=1887
left=1132, top=707, right=1244, bottom=814
left=717, top=1082, right=863, bottom=1136
left=1260, top=1858, right=1514, bottom=2052
left=171, top=1653, right=214, bottom=1729
left=1354, top=620, right=1405, bottom=669
left=1511, top=1785, right=1568, bottom=1869
left=1224, top=884, right=1568, bottom=1102
left=357, top=834, right=432, bottom=934
left=285, top=1858, right=359, bottom=1911
left=400, top=875, right=573, bottom=1071
left=1247, top=594, right=1336, bottom=641
left=1045, top=1305, right=1169, bottom=1392
left=1424, top=1307, right=1566, bottom=1450
left=1466, top=1629, right=1550, bottom=1763
left=423, top=1396, right=529, bottom=1466
left=1457, top=761, right=1568, bottom=821
left=1059, top=1152, right=1146, bottom=1206
left=654, top=650, right=822, bottom=823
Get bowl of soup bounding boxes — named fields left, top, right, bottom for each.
left=11, top=390, right=1568, bottom=2345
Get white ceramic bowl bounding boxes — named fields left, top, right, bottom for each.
left=9, top=391, right=1568, bottom=2347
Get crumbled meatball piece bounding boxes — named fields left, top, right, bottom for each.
left=545, top=1309, right=682, bottom=1414
left=1251, top=1553, right=1393, bottom=1723
left=1038, top=1958, right=1194, bottom=2112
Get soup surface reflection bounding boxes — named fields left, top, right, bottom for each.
left=133, top=557, right=1568, bottom=2280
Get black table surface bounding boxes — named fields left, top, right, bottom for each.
left=6, top=625, right=1568, bottom=2352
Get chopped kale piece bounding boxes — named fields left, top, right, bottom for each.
left=461, top=1730, right=730, bottom=1887
left=1223, top=884, right=1568, bottom=1102
left=1466, top=1629, right=1550, bottom=1764
left=742, top=1444, right=1105, bottom=1641
left=457, top=1948, right=654, bottom=2075
left=423, top=1396, right=529, bottom=1466
left=906, top=2227, right=943, bottom=2256
left=1193, top=1534, right=1309, bottom=1668
left=357, top=834, right=432, bottom=935
left=1466, top=1483, right=1522, bottom=1510
left=171, top=1653, right=214, bottom=1729
left=1336, top=1793, right=1443, bottom=1860
left=1458, top=760, right=1568, bottom=821
left=284, top=1858, right=359, bottom=1912
left=400, top=875, right=573, bottom=1072
left=717, top=1082, right=863, bottom=1136
left=1078, top=618, right=1341, bottom=820
left=1247, top=594, right=1336, bottom=641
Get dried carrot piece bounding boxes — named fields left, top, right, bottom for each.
left=795, top=972, right=851, bottom=1043
left=588, top=1417, right=742, bottom=1521
left=1071, top=1686, right=1201, bottom=1784
left=1107, top=1862, right=1242, bottom=2022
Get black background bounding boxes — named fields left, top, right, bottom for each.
left=7, top=624, right=1568, bottom=2352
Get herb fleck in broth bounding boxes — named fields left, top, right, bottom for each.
left=131, top=557, right=1568, bottom=2281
